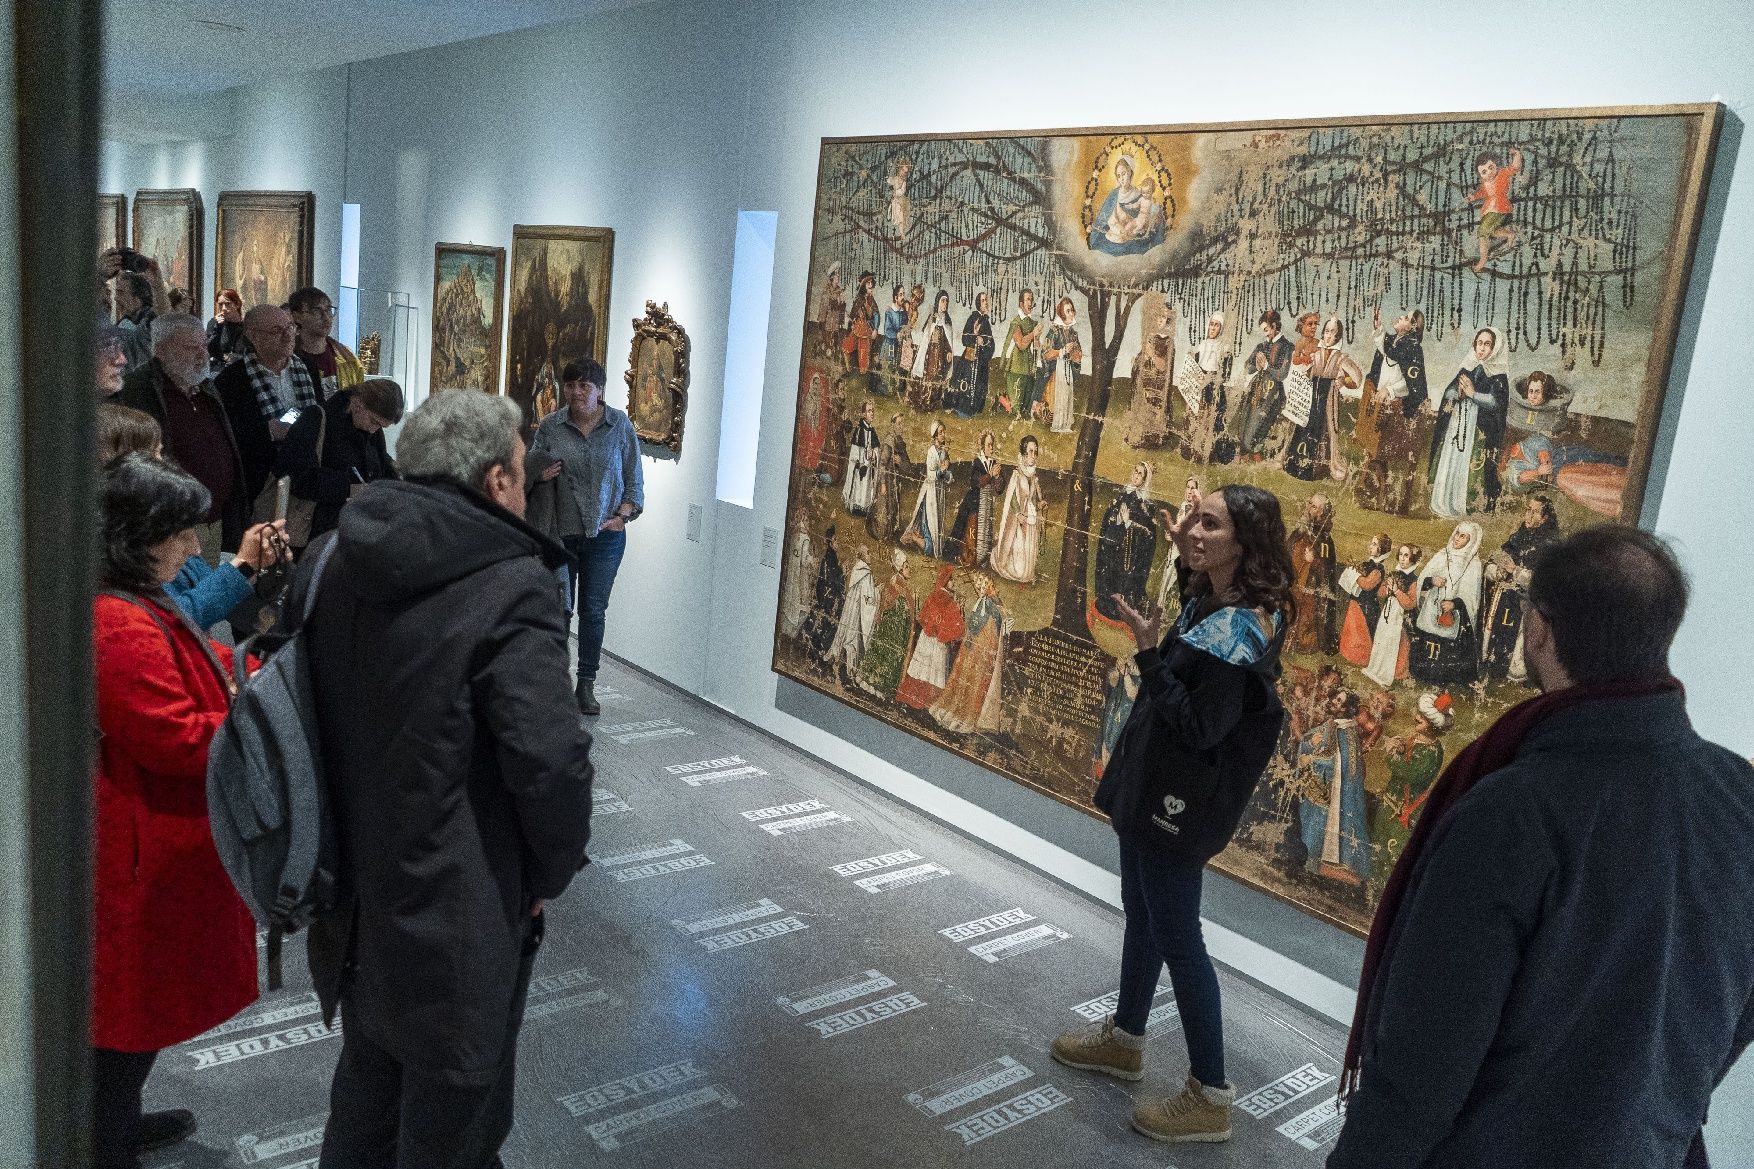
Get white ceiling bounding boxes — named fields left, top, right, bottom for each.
left=104, top=0, right=635, bottom=99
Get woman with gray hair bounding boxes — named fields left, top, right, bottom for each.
left=92, top=454, right=259, bottom=1166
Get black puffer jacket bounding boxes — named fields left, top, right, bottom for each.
left=286, top=477, right=594, bottom=1078
left=1095, top=588, right=1285, bottom=863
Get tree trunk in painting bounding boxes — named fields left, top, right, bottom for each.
left=1052, top=284, right=1140, bottom=633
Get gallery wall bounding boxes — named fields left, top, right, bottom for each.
left=102, top=0, right=1752, bottom=1150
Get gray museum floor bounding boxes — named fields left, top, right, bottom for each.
left=143, top=654, right=1348, bottom=1169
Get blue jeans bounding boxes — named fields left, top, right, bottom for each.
left=1113, top=840, right=1226, bottom=1087
left=563, top=530, right=625, bottom=681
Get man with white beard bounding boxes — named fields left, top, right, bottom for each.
left=117, top=312, right=250, bottom=563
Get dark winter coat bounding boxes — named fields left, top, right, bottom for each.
left=213, top=359, right=276, bottom=512
left=92, top=592, right=258, bottom=1050
left=117, top=359, right=250, bottom=551
left=1095, top=586, right=1285, bottom=862
left=1330, top=691, right=1754, bottom=1169
left=285, top=477, right=595, bottom=1080
left=277, top=390, right=398, bottom=547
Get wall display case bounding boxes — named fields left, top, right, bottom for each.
left=771, top=103, right=1723, bottom=934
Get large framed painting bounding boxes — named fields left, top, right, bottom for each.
left=625, top=300, right=690, bottom=455
left=430, top=242, right=507, bottom=396
left=215, top=190, right=315, bottom=313
left=133, top=188, right=204, bottom=308
left=772, top=104, right=1723, bottom=935
left=506, top=224, right=614, bottom=428
left=98, top=194, right=126, bottom=255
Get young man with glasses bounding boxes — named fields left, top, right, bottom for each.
left=287, top=286, right=365, bottom=401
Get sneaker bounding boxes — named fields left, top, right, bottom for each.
left=1050, top=1014, right=1144, bottom=1081
left=138, top=1109, right=196, bottom=1152
left=575, top=677, right=600, bottom=717
left=1130, top=1075, right=1235, bottom=1143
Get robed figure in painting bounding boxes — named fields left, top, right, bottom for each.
left=1092, top=462, right=1157, bottom=626
left=1179, top=312, right=1231, bottom=464
left=1284, top=316, right=1363, bottom=482
left=801, top=526, right=845, bottom=663
left=841, top=401, right=879, bottom=516
left=1372, top=691, right=1451, bottom=873
left=1358, top=309, right=1427, bottom=516
left=779, top=525, right=815, bottom=640
left=1288, top=494, right=1338, bottom=656
left=1407, top=521, right=1485, bottom=686
left=946, top=290, right=994, bottom=417
left=943, top=430, right=1001, bottom=568
left=991, top=435, right=1045, bottom=585
left=1232, top=310, right=1293, bottom=457
left=1040, top=296, right=1083, bottom=434
left=866, top=412, right=909, bottom=543
left=897, top=565, right=966, bottom=710
left=826, top=545, right=880, bottom=683
left=1480, top=495, right=1560, bottom=681
left=1297, top=689, right=1369, bottom=886
left=901, top=421, right=952, bottom=558
left=1337, top=534, right=1392, bottom=667
left=1429, top=326, right=1508, bottom=518
left=816, top=262, right=845, bottom=357
left=1123, top=300, right=1176, bottom=448
left=931, top=575, right=1009, bottom=736
left=1362, top=543, right=1421, bottom=689
left=857, top=550, right=915, bottom=699
left=910, top=290, right=956, bottom=412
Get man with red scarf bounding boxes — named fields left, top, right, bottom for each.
left=1329, top=526, right=1754, bottom=1169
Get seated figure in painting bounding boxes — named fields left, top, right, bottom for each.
left=1087, top=156, right=1167, bottom=257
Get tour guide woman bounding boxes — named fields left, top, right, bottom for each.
left=1053, top=482, right=1291, bottom=1145
left=528, top=357, right=644, bottom=716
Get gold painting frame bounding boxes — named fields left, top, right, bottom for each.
left=133, top=188, right=204, bottom=309
left=625, top=300, right=690, bottom=455
left=772, top=103, right=1723, bottom=937
left=505, top=224, right=615, bottom=429
left=430, top=242, right=507, bottom=396
left=214, top=190, right=315, bottom=313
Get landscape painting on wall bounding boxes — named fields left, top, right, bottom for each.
left=215, top=190, right=314, bottom=312
left=430, top=243, right=506, bottom=396
left=505, top=225, right=614, bottom=429
left=98, top=194, right=126, bottom=255
left=134, top=188, right=203, bottom=308
left=772, top=104, right=1722, bottom=934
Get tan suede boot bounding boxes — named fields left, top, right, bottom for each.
left=1049, top=1014, right=1145, bottom=1081
left=1130, top=1074, right=1235, bottom=1143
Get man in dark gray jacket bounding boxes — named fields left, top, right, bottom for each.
left=289, top=389, right=594, bottom=1169
left=1329, top=526, right=1754, bottom=1168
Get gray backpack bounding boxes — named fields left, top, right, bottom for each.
left=206, top=538, right=339, bottom=990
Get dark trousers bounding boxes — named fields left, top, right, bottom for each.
left=1113, top=840, right=1227, bottom=1088
left=93, top=1047, right=158, bottom=1169
left=563, top=529, right=626, bottom=681
left=318, top=920, right=540, bottom=1169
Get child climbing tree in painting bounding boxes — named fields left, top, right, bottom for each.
left=1466, top=146, right=1524, bottom=272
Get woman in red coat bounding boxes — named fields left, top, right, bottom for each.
left=92, top=454, right=258, bottom=1168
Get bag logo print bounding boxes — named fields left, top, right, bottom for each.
left=1151, top=794, right=1186, bottom=835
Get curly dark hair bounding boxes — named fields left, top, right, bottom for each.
left=100, top=453, right=210, bottom=592
left=1196, top=483, right=1296, bottom=625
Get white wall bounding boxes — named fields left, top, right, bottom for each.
left=102, top=0, right=1753, bottom=1153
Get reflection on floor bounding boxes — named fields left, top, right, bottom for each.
left=145, top=655, right=1348, bottom=1168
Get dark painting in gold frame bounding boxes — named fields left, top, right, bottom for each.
left=625, top=300, right=690, bottom=456
left=505, top=225, right=614, bottom=429
left=215, top=190, right=314, bottom=313
left=133, top=188, right=204, bottom=309
left=771, top=103, right=1723, bottom=936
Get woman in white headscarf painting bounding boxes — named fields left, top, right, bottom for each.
left=1407, top=520, right=1485, bottom=686
left=1428, top=326, right=1509, bottom=517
